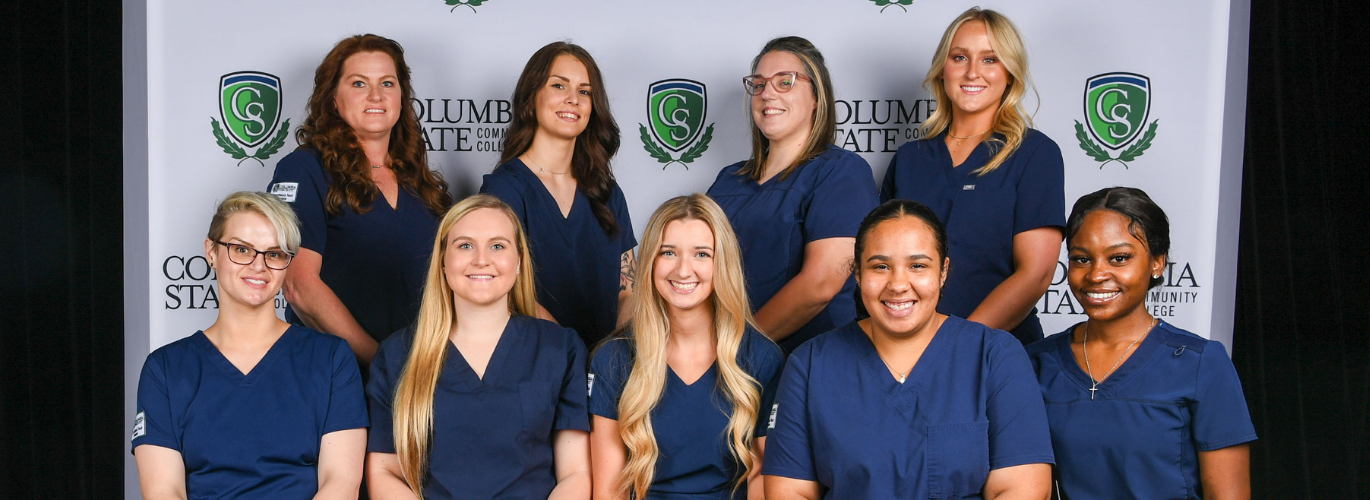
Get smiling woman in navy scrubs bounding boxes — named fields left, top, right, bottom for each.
left=880, top=8, right=1064, bottom=345
left=269, top=34, right=452, bottom=365
left=764, top=200, right=1053, bottom=500
left=589, top=194, right=784, bottom=500
left=366, top=194, right=590, bottom=500
left=481, top=42, right=636, bottom=349
left=133, top=192, right=368, bottom=499
left=1026, top=187, right=1255, bottom=499
left=707, top=36, right=878, bottom=353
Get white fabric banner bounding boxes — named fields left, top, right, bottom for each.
left=124, top=0, right=1249, bottom=495
left=125, top=0, right=1248, bottom=461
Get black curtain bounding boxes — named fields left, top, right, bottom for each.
left=0, top=0, right=125, bottom=498
left=1236, top=0, right=1370, bottom=497
left=3, top=0, right=1367, bottom=498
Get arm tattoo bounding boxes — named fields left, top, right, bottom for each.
left=619, top=249, right=636, bottom=292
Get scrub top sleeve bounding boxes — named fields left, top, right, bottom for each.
left=878, top=152, right=899, bottom=203
left=610, top=186, right=638, bottom=253
left=587, top=340, right=628, bottom=420
left=984, top=336, right=1055, bottom=469
left=804, top=155, right=879, bottom=242
left=1011, top=137, right=1067, bottom=234
left=555, top=334, right=592, bottom=431
left=322, top=338, right=369, bottom=434
left=751, top=339, right=786, bottom=438
left=132, top=354, right=180, bottom=454
left=1192, top=343, right=1259, bottom=451
left=268, top=151, right=329, bottom=254
left=759, top=354, right=818, bottom=481
left=365, top=340, right=399, bottom=453
left=478, top=172, right=528, bottom=222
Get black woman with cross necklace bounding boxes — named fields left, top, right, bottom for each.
left=1026, top=187, right=1256, bottom=500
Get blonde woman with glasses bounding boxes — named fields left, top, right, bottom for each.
left=589, top=194, right=785, bottom=500
left=133, top=191, right=368, bottom=499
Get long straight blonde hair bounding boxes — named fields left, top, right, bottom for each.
left=391, top=194, right=538, bottom=498
left=614, top=193, right=767, bottom=499
left=921, top=7, right=1036, bottom=176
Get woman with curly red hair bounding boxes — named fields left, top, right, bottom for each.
left=268, top=34, right=452, bottom=366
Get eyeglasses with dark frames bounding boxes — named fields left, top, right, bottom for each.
left=214, top=240, right=294, bottom=270
left=742, top=71, right=812, bottom=96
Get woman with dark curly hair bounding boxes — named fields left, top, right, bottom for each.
left=480, top=41, right=636, bottom=349
left=268, top=34, right=452, bottom=366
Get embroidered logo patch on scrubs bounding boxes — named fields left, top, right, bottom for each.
left=131, top=411, right=146, bottom=441
left=587, top=373, right=595, bottom=397
left=767, top=404, right=779, bottom=429
left=270, top=182, right=298, bottom=203
left=962, top=184, right=975, bottom=191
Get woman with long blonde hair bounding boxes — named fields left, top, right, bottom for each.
left=589, top=194, right=785, bottom=500
left=880, top=7, right=1066, bottom=345
left=365, top=194, right=591, bottom=500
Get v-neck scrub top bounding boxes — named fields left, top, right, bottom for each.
left=131, top=326, right=369, bottom=500
left=480, top=159, right=637, bottom=348
left=880, top=131, right=1066, bottom=345
left=268, top=149, right=440, bottom=343
left=706, top=146, right=879, bottom=353
left=366, top=315, right=590, bottom=500
left=1025, top=321, right=1257, bottom=499
left=588, top=328, right=785, bottom=499
left=763, top=317, right=1054, bottom=499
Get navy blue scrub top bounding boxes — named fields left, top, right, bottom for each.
left=366, top=315, right=590, bottom=500
left=132, top=326, right=369, bottom=500
left=1026, top=321, right=1257, bottom=499
left=588, top=328, right=785, bottom=499
left=480, top=160, right=637, bottom=348
left=763, top=317, right=1054, bottom=500
left=707, top=145, right=879, bottom=353
left=268, top=149, right=440, bottom=343
left=880, top=130, right=1065, bottom=345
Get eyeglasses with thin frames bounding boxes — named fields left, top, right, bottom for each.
left=742, top=71, right=812, bottom=96
left=214, top=240, right=294, bottom=270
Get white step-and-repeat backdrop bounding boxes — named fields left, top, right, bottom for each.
left=123, top=0, right=1250, bottom=495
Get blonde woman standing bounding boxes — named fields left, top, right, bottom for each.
left=880, top=7, right=1065, bottom=345
left=365, top=194, right=590, bottom=500
left=589, top=194, right=785, bottom=500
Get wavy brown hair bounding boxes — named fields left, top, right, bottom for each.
left=500, top=41, right=622, bottom=236
left=296, top=34, right=451, bottom=217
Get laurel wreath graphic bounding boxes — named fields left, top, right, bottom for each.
left=1074, top=120, right=1158, bottom=169
left=639, top=123, right=714, bottom=170
left=212, top=118, right=291, bottom=167
left=444, top=0, right=487, bottom=13
left=870, top=0, right=916, bottom=12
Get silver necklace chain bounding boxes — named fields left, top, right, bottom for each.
left=1082, top=318, right=1158, bottom=400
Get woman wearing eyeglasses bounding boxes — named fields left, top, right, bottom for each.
left=705, top=36, right=879, bottom=353
left=133, top=191, right=368, bottom=500
left=880, top=8, right=1065, bottom=346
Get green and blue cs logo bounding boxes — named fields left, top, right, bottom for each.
left=639, top=79, right=714, bottom=169
left=211, top=71, right=290, bottom=166
left=1074, top=72, right=1159, bottom=169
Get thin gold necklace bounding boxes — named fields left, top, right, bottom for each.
left=947, top=128, right=991, bottom=147
left=523, top=156, right=569, bottom=176
left=1082, top=318, right=1158, bottom=400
